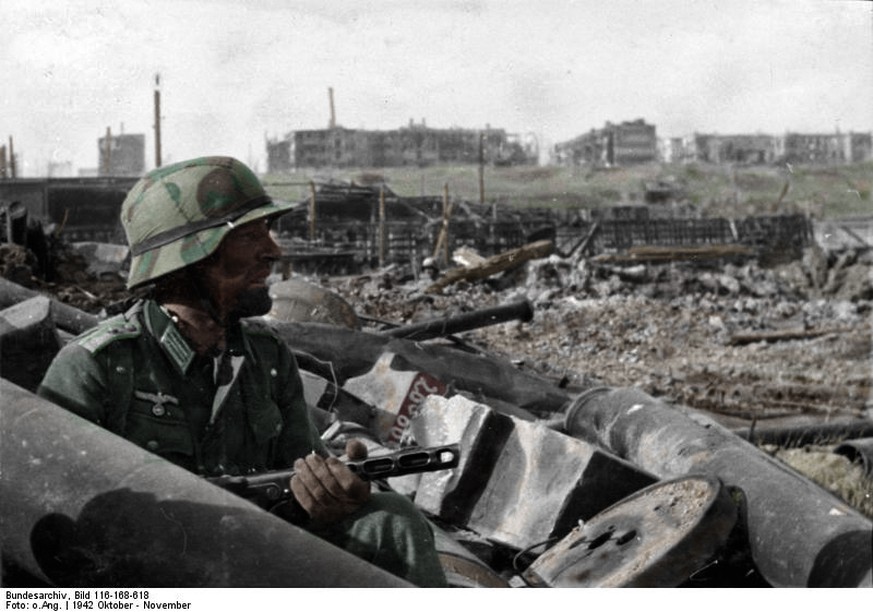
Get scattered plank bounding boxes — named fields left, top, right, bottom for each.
left=425, top=239, right=555, bottom=294
left=728, top=326, right=858, bottom=346
left=593, top=243, right=755, bottom=264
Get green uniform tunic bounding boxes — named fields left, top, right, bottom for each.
left=38, top=299, right=446, bottom=587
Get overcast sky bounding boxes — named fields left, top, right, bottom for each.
left=3, top=0, right=871, bottom=175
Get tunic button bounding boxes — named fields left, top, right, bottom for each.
left=146, top=440, right=159, bottom=451
left=152, top=405, right=166, bottom=417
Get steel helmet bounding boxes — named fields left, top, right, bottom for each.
left=121, top=156, right=294, bottom=289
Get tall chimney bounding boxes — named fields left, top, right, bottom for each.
left=328, top=87, right=336, bottom=129
left=154, top=73, right=162, bottom=168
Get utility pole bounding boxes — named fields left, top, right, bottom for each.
left=154, top=73, right=162, bottom=168
left=478, top=131, right=485, bottom=205
left=9, top=136, right=16, bottom=179
left=308, top=180, right=317, bottom=242
left=328, top=87, right=336, bottom=129
left=378, top=184, right=386, bottom=268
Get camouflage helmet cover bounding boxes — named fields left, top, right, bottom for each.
left=121, top=156, right=293, bottom=288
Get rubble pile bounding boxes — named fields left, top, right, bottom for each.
left=0, top=236, right=129, bottom=313
left=319, top=245, right=873, bottom=428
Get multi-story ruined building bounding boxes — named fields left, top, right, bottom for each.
left=691, top=134, right=779, bottom=165
left=847, top=132, right=873, bottom=162
left=779, top=132, right=872, bottom=164
left=265, top=121, right=537, bottom=172
left=669, top=131, right=872, bottom=166
left=97, top=132, right=145, bottom=176
left=553, top=119, right=658, bottom=167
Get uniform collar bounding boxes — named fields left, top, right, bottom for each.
left=143, top=299, right=250, bottom=375
left=143, top=299, right=196, bottom=374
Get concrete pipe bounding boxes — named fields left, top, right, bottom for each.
left=0, top=378, right=410, bottom=587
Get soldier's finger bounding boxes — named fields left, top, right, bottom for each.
left=325, top=457, right=370, bottom=502
left=289, top=472, right=320, bottom=515
left=294, top=457, right=337, bottom=507
left=345, top=438, right=368, bottom=460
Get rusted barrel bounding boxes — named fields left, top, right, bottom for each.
left=563, top=386, right=873, bottom=588
left=0, top=378, right=410, bottom=587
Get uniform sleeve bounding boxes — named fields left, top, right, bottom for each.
left=37, top=343, right=110, bottom=427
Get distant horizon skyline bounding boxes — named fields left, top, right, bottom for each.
left=21, top=113, right=872, bottom=178
left=4, top=1, right=871, bottom=176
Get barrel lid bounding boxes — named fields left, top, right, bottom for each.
left=522, top=474, right=737, bottom=587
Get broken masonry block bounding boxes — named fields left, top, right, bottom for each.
left=0, top=296, right=62, bottom=392
left=410, top=394, right=657, bottom=551
left=70, top=242, right=130, bottom=278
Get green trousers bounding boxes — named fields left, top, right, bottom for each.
left=310, top=492, right=448, bottom=587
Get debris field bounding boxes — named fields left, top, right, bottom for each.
left=1, top=205, right=873, bottom=588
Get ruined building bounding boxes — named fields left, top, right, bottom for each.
left=666, top=131, right=872, bottom=165
left=97, top=132, right=146, bottom=177
left=553, top=119, right=658, bottom=167
left=779, top=131, right=872, bottom=164
left=266, top=121, right=538, bottom=172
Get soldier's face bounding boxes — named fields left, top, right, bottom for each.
left=201, top=218, right=282, bottom=321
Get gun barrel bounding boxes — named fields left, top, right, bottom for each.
left=381, top=300, right=534, bottom=341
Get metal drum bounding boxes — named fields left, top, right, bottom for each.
left=522, top=475, right=737, bottom=587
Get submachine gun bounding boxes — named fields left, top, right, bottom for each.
left=207, top=443, right=460, bottom=520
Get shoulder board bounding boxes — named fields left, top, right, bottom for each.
left=76, top=315, right=142, bottom=354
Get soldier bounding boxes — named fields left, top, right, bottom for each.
left=38, top=156, right=447, bottom=587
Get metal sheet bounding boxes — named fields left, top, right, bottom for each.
left=412, top=394, right=657, bottom=551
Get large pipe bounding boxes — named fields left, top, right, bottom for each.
left=272, top=320, right=572, bottom=417
left=835, top=438, right=873, bottom=477
left=732, top=420, right=873, bottom=447
left=0, top=378, right=410, bottom=587
left=0, top=277, right=100, bottom=335
left=564, top=386, right=873, bottom=588
left=381, top=299, right=534, bottom=341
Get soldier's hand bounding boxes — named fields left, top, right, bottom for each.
left=289, top=440, right=371, bottom=525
